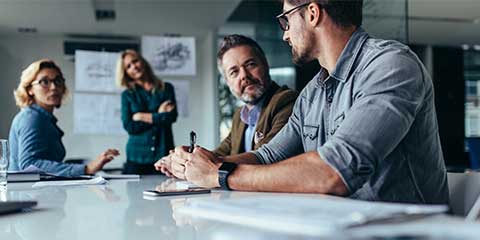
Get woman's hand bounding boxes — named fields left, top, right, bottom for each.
left=132, top=112, right=153, bottom=123
left=85, top=149, right=120, bottom=175
left=158, top=101, right=175, bottom=113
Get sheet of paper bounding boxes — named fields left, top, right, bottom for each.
left=95, top=171, right=140, bottom=179
left=142, top=36, right=196, bottom=76
left=167, top=79, right=190, bottom=117
left=32, top=176, right=107, bottom=188
left=75, top=50, right=121, bottom=93
left=73, top=93, right=124, bottom=135
left=178, top=195, right=448, bottom=236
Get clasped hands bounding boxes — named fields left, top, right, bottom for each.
left=154, top=146, right=222, bottom=188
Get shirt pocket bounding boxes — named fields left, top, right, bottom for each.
left=330, top=112, right=345, bottom=136
left=302, top=124, right=319, bottom=151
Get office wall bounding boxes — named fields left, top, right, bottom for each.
left=0, top=32, right=219, bottom=168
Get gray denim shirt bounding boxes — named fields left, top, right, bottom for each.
left=253, top=28, right=449, bottom=204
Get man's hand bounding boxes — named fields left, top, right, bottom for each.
left=185, top=147, right=221, bottom=188
left=158, top=101, right=175, bottom=113
left=155, top=178, right=177, bottom=192
left=154, top=150, right=174, bottom=177
left=85, top=149, right=120, bottom=175
left=132, top=112, right=153, bottom=123
left=169, top=146, right=191, bottom=179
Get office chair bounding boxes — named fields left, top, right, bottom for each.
left=447, top=171, right=480, bottom=219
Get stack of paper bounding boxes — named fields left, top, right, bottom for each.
left=32, top=176, right=108, bottom=188
left=177, top=195, right=448, bottom=236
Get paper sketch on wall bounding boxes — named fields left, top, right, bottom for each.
left=167, top=79, right=190, bottom=118
left=74, top=93, right=124, bottom=135
left=75, top=50, right=121, bottom=93
left=142, top=36, right=196, bottom=76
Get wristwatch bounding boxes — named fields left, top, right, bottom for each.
left=218, top=162, right=237, bottom=190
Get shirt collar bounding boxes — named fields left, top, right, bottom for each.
left=240, top=96, right=265, bottom=126
left=329, top=27, right=369, bottom=83
left=30, top=104, right=58, bottom=123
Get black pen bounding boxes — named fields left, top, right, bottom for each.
left=189, top=131, right=196, bottom=153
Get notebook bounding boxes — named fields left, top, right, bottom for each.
left=7, top=171, right=41, bottom=182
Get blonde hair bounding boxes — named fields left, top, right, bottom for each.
left=13, top=59, right=68, bottom=108
left=116, top=49, right=164, bottom=90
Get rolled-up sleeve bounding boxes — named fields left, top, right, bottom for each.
left=318, top=51, right=425, bottom=193
left=253, top=96, right=304, bottom=164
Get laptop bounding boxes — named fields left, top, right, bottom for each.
left=0, top=201, right=37, bottom=215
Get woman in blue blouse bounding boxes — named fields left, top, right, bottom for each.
left=117, top=50, right=177, bottom=174
left=9, top=59, right=119, bottom=177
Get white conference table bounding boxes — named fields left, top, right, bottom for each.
left=0, top=175, right=479, bottom=240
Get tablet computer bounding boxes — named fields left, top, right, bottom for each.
left=143, top=189, right=211, bottom=197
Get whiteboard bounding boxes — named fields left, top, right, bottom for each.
left=168, top=79, right=190, bottom=118
left=73, top=93, right=124, bottom=135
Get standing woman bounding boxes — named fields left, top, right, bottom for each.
left=9, top=59, right=119, bottom=177
left=117, top=49, right=177, bottom=174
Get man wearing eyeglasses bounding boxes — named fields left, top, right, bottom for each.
left=175, top=0, right=448, bottom=204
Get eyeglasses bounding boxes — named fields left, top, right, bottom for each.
left=31, top=77, right=65, bottom=88
left=276, top=2, right=311, bottom=31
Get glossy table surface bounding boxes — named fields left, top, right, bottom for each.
left=0, top=175, right=479, bottom=240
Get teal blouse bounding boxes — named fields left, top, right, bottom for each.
left=121, top=82, right=177, bottom=164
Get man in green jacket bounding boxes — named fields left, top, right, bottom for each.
left=155, top=34, right=298, bottom=177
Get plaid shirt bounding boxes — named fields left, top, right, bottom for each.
left=121, top=82, right=177, bottom=164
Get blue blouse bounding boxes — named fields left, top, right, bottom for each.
left=8, top=104, right=85, bottom=177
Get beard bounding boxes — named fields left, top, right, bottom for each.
left=240, top=84, right=266, bottom=104
left=292, top=47, right=311, bottom=66
left=291, top=30, right=315, bottom=66
left=230, top=82, right=267, bottom=105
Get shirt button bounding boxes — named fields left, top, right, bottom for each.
left=150, top=147, right=155, bottom=151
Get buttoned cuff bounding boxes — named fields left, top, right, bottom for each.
left=152, top=112, right=164, bottom=125
left=71, top=164, right=87, bottom=177
left=152, top=112, right=175, bottom=125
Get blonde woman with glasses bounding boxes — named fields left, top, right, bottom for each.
left=9, top=59, right=119, bottom=177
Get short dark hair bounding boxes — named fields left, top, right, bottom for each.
left=216, top=34, right=268, bottom=75
left=285, top=0, right=363, bottom=28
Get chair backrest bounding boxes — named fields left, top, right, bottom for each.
left=447, top=172, right=480, bottom=218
